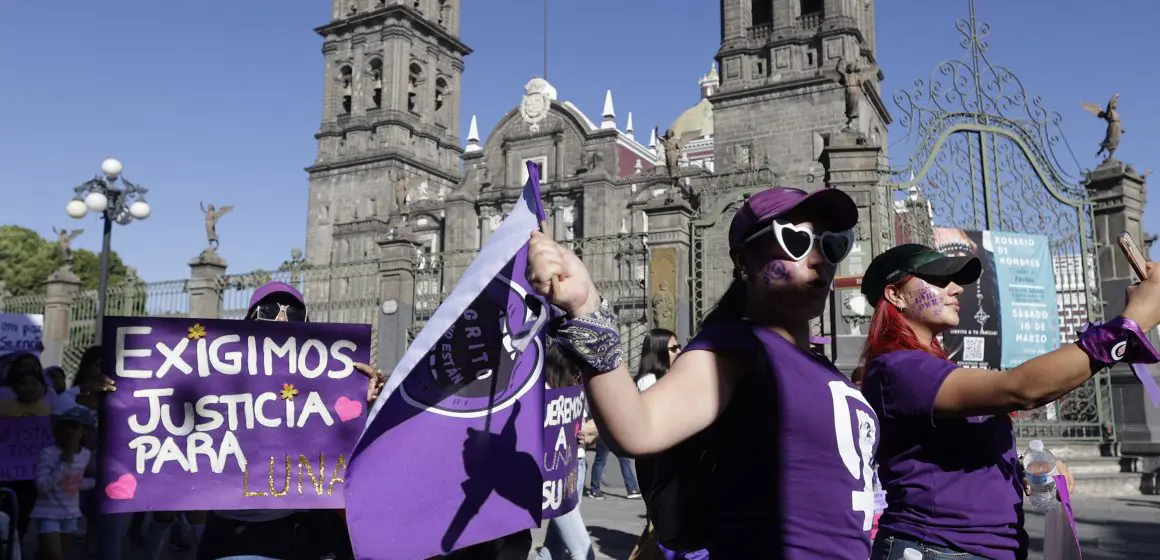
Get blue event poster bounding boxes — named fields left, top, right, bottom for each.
left=984, top=231, right=1060, bottom=368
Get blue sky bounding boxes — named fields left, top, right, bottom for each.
left=1, top=0, right=1156, bottom=282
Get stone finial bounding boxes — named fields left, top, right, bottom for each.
left=625, top=111, right=635, bottom=140
left=601, top=89, right=616, bottom=130
left=465, top=114, right=481, bottom=153
left=649, top=128, right=658, bottom=154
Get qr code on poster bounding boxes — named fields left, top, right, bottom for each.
left=963, top=336, right=985, bottom=362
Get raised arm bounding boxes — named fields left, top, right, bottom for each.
left=526, top=231, right=739, bottom=456
left=933, top=263, right=1160, bottom=418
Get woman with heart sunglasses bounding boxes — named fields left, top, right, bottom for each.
left=856, top=244, right=1160, bottom=560
left=528, top=186, right=878, bottom=559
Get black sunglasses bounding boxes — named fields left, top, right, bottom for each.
left=251, top=302, right=308, bottom=322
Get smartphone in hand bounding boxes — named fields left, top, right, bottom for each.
left=1118, top=231, right=1149, bottom=280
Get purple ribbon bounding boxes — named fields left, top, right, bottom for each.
left=1130, top=363, right=1160, bottom=407
left=1054, top=473, right=1082, bottom=558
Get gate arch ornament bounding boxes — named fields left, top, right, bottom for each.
left=886, top=1, right=1109, bottom=440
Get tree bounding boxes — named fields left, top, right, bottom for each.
left=0, top=225, right=140, bottom=297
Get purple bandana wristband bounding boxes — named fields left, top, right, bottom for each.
left=554, top=298, right=625, bottom=374
left=1078, top=317, right=1160, bottom=406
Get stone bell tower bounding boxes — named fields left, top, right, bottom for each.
left=305, top=0, right=471, bottom=265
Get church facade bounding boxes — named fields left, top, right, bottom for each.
left=304, top=0, right=897, bottom=369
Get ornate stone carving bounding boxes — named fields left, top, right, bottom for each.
left=519, top=78, right=552, bottom=132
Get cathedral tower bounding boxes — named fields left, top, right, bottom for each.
left=712, top=0, right=887, bottom=178
left=305, top=0, right=471, bottom=265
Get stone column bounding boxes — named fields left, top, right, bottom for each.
left=1085, top=161, right=1159, bottom=447
left=821, top=130, right=888, bottom=370
left=442, top=192, right=479, bottom=288
left=642, top=199, right=694, bottom=342
left=376, top=232, right=421, bottom=374
left=41, top=269, right=81, bottom=366
left=188, top=252, right=227, bottom=319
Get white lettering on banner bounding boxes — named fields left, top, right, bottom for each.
left=113, top=326, right=357, bottom=380
left=829, top=380, right=878, bottom=531
left=124, top=388, right=335, bottom=475
left=544, top=393, right=585, bottom=427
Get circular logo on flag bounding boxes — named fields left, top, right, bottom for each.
left=398, top=275, right=544, bottom=418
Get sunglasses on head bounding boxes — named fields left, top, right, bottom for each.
left=251, top=302, right=308, bottom=322
left=746, top=220, right=853, bottom=265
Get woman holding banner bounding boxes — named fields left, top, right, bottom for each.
left=855, top=243, right=1160, bottom=560
left=528, top=186, right=877, bottom=558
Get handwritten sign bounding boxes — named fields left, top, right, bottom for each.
left=540, top=386, right=584, bottom=519
left=98, top=316, right=371, bottom=513
left=0, top=416, right=54, bottom=481
left=0, top=314, right=43, bottom=357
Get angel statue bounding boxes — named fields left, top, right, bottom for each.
left=1081, top=93, right=1124, bottom=163
left=201, top=203, right=234, bottom=251
left=52, top=227, right=83, bottom=265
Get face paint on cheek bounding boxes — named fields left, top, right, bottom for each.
left=910, top=281, right=945, bottom=320
left=760, top=260, right=791, bottom=286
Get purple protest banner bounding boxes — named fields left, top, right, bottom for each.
left=346, top=162, right=549, bottom=560
left=98, top=316, right=371, bottom=514
left=0, top=417, right=53, bottom=481
left=541, top=386, right=583, bottom=519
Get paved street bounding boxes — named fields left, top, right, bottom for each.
left=529, top=453, right=1160, bottom=559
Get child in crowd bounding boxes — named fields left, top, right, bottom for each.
left=30, top=395, right=96, bottom=560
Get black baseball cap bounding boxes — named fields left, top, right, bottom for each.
left=860, top=244, right=982, bottom=306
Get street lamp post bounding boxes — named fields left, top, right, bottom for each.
left=66, top=158, right=151, bottom=342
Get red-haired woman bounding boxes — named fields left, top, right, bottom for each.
left=857, top=244, right=1160, bottom=560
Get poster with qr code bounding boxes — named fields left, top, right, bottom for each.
left=933, top=229, right=1060, bottom=369
left=962, top=337, right=985, bottom=363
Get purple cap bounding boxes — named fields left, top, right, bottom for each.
left=247, top=281, right=305, bottom=317
left=727, top=187, right=858, bottom=251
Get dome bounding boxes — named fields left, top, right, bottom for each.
left=668, top=97, right=713, bottom=141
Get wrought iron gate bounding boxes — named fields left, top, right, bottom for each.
left=888, top=4, right=1110, bottom=440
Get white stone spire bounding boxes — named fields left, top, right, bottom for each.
left=625, top=111, right=635, bottom=140
left=649, top=128, right=658, bottom=155
left=601, top=89, right=616, bottom=130
left=465, top=114, right=481, bottom=153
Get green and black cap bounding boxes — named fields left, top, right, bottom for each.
left=860, top=244, right=982, bottom=306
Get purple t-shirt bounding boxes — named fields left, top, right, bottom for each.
left=862, top=350, right=1027, bottom=560
left=686, top=321, right=878, bottom=559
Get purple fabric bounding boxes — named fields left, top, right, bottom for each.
left=660, top=544, right=710, bottom=560
left=345, top=161, right=548, bottom=560
left=1129, top=363, right=1160, bottom=407
left=247, top=282, right=306, bottom=316
left=1054, top=473, right=1081, bottom=555
left=1076, top=317, right=1160, bottom=367
left=97, top=316, right=372, bottom=513
left=862, top=350, right=1025, bottom=560
left=684, top=321, right=877, bottom=559
left=727, top=187, right=857, bottom=250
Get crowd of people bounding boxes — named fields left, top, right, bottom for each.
left=2, top=184, right=1155, bottom=559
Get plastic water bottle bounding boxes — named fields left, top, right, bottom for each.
left=1023, top=439, right=1058, bottom=512
left=902, top=548, right=924, bottom=560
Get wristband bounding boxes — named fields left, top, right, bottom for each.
left=553, top=298, right=624, bottom=374
left=1076, top=316, right=1160, bottom=368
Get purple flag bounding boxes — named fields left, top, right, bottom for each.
left=98, top=316, right=371, bottom=513
left=541, top=386, right=584, bottom=519
left=0, top=417, right=53, bottom=481
left=346, top=162, right=549, bottom=560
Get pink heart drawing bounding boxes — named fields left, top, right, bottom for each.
left=335, top=396, right=363, bottom=422
left=105, top=473, right=137, bottom=500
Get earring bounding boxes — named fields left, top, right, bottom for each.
left=738, top=269, right=749, bottom=281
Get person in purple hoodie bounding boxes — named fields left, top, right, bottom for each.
left=857, top=244, right=1160, bottom=560
left=527, top=186, right=878, bottom=558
